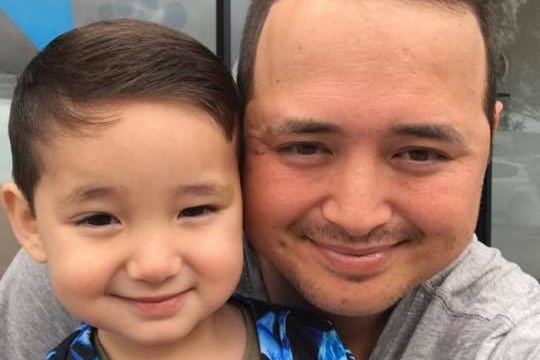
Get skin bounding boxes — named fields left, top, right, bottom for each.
left=243, top=0, right=501, bottom=357
left=1, top=101, right=245, bottom=360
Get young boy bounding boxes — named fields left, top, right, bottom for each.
left=1, top=19, right=354, bottom=360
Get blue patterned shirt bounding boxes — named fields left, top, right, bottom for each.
left=45, top=296, right=355, bottom=360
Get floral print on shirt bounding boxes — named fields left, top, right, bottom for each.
left=45, top=296, right=355, bottom=360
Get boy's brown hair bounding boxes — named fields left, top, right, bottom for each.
left=9, top=19, right=241, bottom=212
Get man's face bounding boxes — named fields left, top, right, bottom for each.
left=243, top=0, right=498, bottom=317
left=30, top=101, right=243, bottom=348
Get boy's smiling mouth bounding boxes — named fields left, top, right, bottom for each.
left=114, top=289, right=194, bottom=318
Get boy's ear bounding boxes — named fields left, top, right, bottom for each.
left=1, top=182, right=47, bottom=263
left=492, top=100, right=504, bottom=137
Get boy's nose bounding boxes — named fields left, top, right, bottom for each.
left=126, top=238, right=182, bottom=284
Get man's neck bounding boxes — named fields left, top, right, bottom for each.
left=327, top=310, right=391, bottom=360
left=259, top=259, right=391, bottom=359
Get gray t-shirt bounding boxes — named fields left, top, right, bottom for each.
left=1, top=237, right=539, bottom=360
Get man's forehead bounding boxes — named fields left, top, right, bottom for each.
left=252, top=0, right=485, bottom=94
left=259, top=0, right=481, bottom=54
left=246, top=0, right=489, bottom=140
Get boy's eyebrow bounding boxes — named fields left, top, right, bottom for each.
left=267, top=118, right=342, bottom=135
left=59, top=186, right=116, bottom=206
left=60, top=183, right=233, bottom=206
left=390, top=123, right=466, bottom=144
left=174, top=183, right=233, bottom=197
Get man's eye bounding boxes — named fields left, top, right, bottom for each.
left=77, top=213, right=119, bottom=227
left=400, top=149, right=446, bottom=162
left=179, top=205, right=217, bottom=218
left=279, top=142, right=329, bottom=156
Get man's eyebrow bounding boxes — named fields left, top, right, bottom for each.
left=267, top=119, right=342, bottom=135
left=391, top=123, right=466, bottom=144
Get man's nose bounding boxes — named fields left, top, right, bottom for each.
left=126, top=230, right=182, bottom=284
left=321, top=158, right=393, bottom=237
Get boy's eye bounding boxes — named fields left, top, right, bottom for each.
left=179, top=205, right=217, bottom=218
left=77, top=213, right=119, bottom=227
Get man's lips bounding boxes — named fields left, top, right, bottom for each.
left=306, top=237, right=406, bottom=276
left=310, top=240, right=402, bottom=256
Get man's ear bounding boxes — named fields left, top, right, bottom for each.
left=0, top=182, right=47, bottom=263
left=491, top=100, right=504, bottom=138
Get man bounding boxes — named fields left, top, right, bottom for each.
left=1, top=0, right=539, bottom=359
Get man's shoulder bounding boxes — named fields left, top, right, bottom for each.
left=375, top=239, right=540, bottom=359
left=397, top=240, right=539, bottom=359
left=427, top=239, right=540, bottom=322
left=0, top=250, right=79, bottom=360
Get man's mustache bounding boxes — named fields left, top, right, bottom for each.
left=289, top=219, right=425, bottom=245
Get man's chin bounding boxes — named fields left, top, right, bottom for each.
left=288, top=272, right=407, bottom=318
left=305, top=294, right=397, bottom=318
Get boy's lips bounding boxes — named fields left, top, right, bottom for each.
left=115, top=289, right=192, bottom=317
left=128, top=293, right=182, bottom=303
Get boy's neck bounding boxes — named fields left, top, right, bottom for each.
left=97, top=302, right=247, bottom=360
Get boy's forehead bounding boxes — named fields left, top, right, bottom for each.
left=43, top=98, right=221, bottom=139
left=34, top=100, right=172, bottom=149
left=34, top=101, right=239, bottom=197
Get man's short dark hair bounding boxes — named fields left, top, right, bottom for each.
left=237, top=0, right=497, bottom=130
left=9, top=19, right=241, bottom=211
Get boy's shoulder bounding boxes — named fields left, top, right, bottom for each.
left=45, top=324, right=97, bottom=360
left=232, top=294, right=356, bottom=360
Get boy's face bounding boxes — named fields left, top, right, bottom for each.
left=21, top=101, right=243, bottom=346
